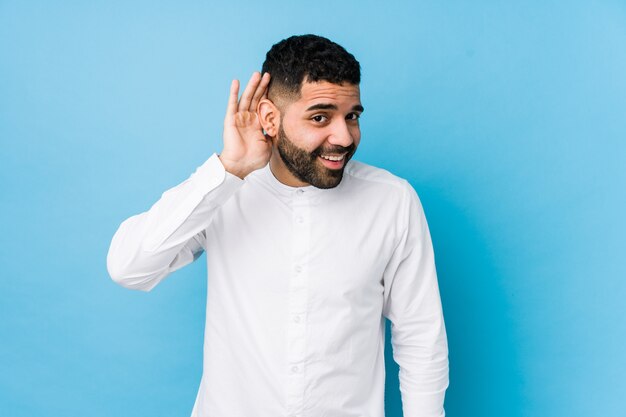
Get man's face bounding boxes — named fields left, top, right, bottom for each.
left=274, top=80, right=363, bottom=189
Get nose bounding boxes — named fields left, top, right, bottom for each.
left=327, top=120, right=354, bottom=147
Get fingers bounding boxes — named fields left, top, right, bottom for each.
left=250, top=72, right=271, bottom=111
left=238, top=72, right=261, bottom=112
left=227, top=79, right=239, bottom=116
left=229, top=72, right=271, bottom=116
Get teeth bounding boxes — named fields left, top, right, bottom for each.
left=320, top=154, right=345, bottom=161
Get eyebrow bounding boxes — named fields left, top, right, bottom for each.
left=305, top=103, right=365, bottom=112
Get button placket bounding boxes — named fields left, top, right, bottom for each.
left=285, top=190, right=310, bottom=416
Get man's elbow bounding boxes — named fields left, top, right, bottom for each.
left=106, top=251, right=159, bottom=292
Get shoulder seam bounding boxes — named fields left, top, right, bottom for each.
left=345, top=161, right=408, bottom=191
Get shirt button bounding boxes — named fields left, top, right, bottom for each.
left=296, top=189, right=304, bottom=195
left=296, top=216, right=304, bottom=223
left=293, top=315, right=301, bottom=323
left=291, top=365, right=299, bottom=373
left=294, top=265, right=302, bottom=273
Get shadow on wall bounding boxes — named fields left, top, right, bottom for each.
left=384, top=185, right=524, bottom=417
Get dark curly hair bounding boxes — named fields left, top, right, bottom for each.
left=261, top=34, right=361, bottom=106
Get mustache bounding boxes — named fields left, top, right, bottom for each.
left=312, top=143, right=356, bottom=157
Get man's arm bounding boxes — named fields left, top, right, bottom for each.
left=382, top=182, right=449, bottom=417
left=106, top=71, right=273, bottom=291
left=106, top=155, right=244, bottom=291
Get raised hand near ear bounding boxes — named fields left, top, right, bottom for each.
left=219, top=71, right=272, bottom=179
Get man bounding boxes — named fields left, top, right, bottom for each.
left=107, top=34, right=449, bottom=417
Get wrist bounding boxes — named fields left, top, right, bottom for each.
left=218, top=154, right=249, bottom=179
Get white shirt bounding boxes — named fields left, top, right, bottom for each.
left=107, top=153, right=449, bottom=417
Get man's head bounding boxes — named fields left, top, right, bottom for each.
left=258, top=34, right=363, bottom=189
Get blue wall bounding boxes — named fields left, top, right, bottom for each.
left=1, top=1, right=624, bottom=416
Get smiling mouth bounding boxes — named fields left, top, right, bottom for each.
left=319, top=153, right=347, bottom=161
left=317, top=153, right=347, bottom=169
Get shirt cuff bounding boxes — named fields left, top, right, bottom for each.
left=188, top=153, right=244, bottom=196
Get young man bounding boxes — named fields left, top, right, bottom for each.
left=107, top=34, right=449, bottom=417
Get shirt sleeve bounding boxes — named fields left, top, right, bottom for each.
left=382, top=181, right=449, bottom=417
left=106, top=153, right=244, bottom=292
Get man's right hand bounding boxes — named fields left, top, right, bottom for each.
left=219, top=71, right=272, bottom=179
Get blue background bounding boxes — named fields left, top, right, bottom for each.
left=1, top=1, right=624, bottom=416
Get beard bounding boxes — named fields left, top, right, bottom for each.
left=276, top=124, right=357, bottom=189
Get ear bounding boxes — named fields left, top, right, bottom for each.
left=257, top=98, right=281, bottom=137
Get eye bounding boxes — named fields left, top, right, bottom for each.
left=347, top=113, right=361, bottom=121
left=311, top=114, right=328, bottom=123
